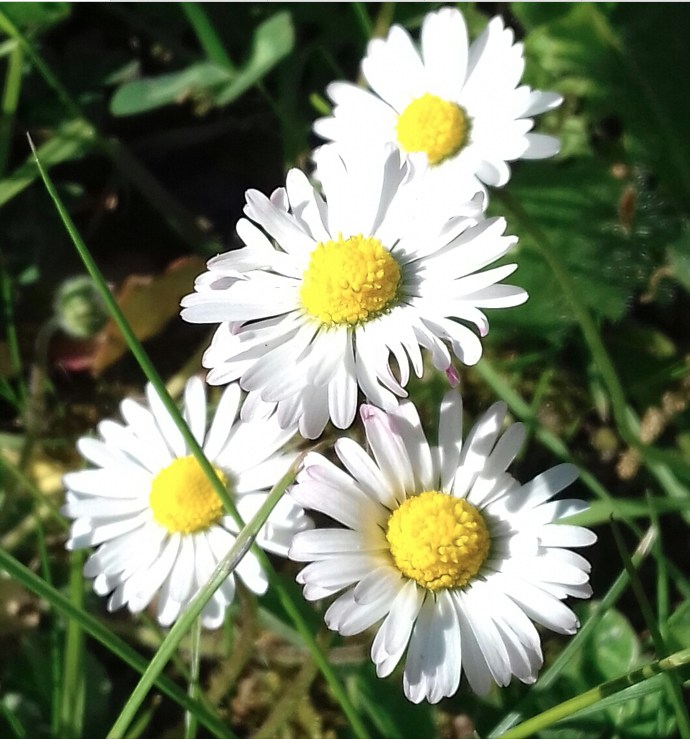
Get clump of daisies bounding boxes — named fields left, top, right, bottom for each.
left=59, top=3, right=592, bottom=712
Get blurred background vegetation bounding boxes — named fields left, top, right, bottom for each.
left=1, top=2, right=690, bottom=738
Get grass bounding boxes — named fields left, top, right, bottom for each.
left=1, top=3, right=690, bottom=739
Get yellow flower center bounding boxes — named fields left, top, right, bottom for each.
left=149, top=456, right=226, bottom=534
left=396, top=93, right=469, bottom=165
left=300, top=234, right=401, bottom=326
left=386, top=491, right=490, bottom=591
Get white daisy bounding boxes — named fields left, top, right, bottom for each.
left=314, top=7, right=563, bottom=195
left=62, top=377, right=312, bottom=629
left=288, top=394, right=596, bottom=703
left=180, top=144, right=526, bottom=439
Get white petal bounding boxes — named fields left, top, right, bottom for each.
left=334, top=437, right=395, bottom=507
left=521, top=133, right=560, bottom=159
left=183, top=376, right=207, bottom=448
left=289, top=528, right=384, bottom=562
left=360, top=404, right=414, bottom=503
left=388, top=400, right=434, bottom=492
left=438, top=391, right=463, bottom=493
left=146, top=384, right=186, bottom=459
left=353, top=566, right=402, bottom=605
left=422, top=7, right=468, bottom=102
left=362, top=26, right=426, bottom=113
left=372, top=580, right=424, bottom=663
left=203, top=383, right=241, bottom=461
left=536, top=524, right=597, bottom=548
left=453, top=402, right=507, bottom=498
left=403, top=589, right=461, bottom=704
left=328, top=332, right=358, bottom=430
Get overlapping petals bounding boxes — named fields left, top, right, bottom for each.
left=315, top=7, right=562, bottom=194
left=62, top=377, right=312, bottom=628
left=288, top=394, right=596, bottom=702
left=181, top=145, right=526, bottom=439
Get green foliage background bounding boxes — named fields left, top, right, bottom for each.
left=1, top=3, right=690, bottom=739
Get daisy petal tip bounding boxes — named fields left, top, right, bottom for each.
left=445, top=366, right=461, bottom=388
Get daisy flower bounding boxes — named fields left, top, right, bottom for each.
left=62, top=377, right=311, bottom=629
left=289, top=394, right=596, bottom=702
left=314, top=7, right=563, bottom=195
left=180, top=144, right=526, bottom=439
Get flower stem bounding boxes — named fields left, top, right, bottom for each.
left=496, top=647, right=690, bottom=739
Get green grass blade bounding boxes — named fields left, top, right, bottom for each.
left=0, top=248, right=25, bottom=407
left=496, top=647, right=690, bottom=739
left=106, top=457, right=305, bottom=739
left=59, top=551, right=86, bottom=739
left=0, top=549, right=235, bottom=739
left=0, top=41, right=22, bottom=175
left=34, top=516, right=62, bottom=737
left=30, top=137, right=237, bottom=517
left=0, top=454, right=66, bottom=528
left=351, top=3, right=373, bottom=38
left=0, top=701, right=27, bottom=739
left=184, top=618, right=202, bottom=739
left=611, top=519, right=690, bottom=738
left=32, top=141, right=367, bottom=739
left=181, top=2, right=235, bottom=71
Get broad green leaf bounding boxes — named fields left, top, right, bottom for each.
left=489, top=162, right=681, bottom=344
left=667, top=601, right=690, bottom=657
left=110, top=61, right=232, bottom=117
left=214, top=12, right=294, bottom=106
left=0, top=119, right=95, bottom=208
left=583, top=605, right=639, bottom=683
left=519, top=3, right=690, bottom=204
left=110, top=12, right=293, bottom=117
left=0, top=2, right=70, bottom=33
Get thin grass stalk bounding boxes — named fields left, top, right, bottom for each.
left=34, top=515, right=62, bottom=737
left=59, top=551, right=86, bottom=739
left=610, top=520, right=690, bottom=738
left=0, top=454, right=66, bottom=527
left=496, top=647, right=690, bottom=739
left=181, top=2, right=235, bottom=71
left=0, top=42, right=23, bottom=177
left=0, top=548, right=236, bottom=739
left=105, top=456, right=304, bottom=739
left=488, top=527, right=657, bottom=738
left=184, top=618, right=203, bottom=739
left=32, top=95, right=368, bottom=739
left=0, top=702, right=26, bottom=739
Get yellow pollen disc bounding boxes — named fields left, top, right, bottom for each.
left=300, top=234, right=401, bottom=326
left=386, top=491, right=490, bottom=591
left=396, top=93, right=469, bottom=165
left=149, top=456, right=227, bottom=534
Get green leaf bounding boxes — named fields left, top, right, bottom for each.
left=110, top=12, right=294, bottom=117
left=489, top=162, right=681, bottom=344
left=110, top=61, right=232, bottom=117
left=583, top=605, right=639, bottom=683
left=667, top=601, right=690, bottom=655
left=0, top=2, right=69, bottom=33
left=214, top=12, right=294, bottom=105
